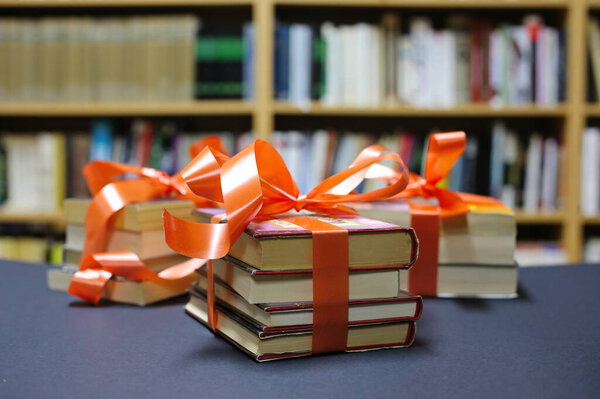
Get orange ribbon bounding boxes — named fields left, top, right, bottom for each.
left=67, top=137, right=228, bottom=304
left=69, top=251, right=206, bottom=304
left=379, top=131, right=509, bottom=295
left=163, top=139, right=410, bottom=353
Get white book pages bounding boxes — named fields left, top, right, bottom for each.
left=523, top=133, right=543, bottom=212
left=581, top=127, right=600, bottom=215
left=321, top=23, right=342, bottom=106
left=541, top=137, right=559, bottom=211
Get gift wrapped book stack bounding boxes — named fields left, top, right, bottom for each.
left=159, top=138, right=422, bottom=361
left=184, top=210, right=421, bottom=361
left=47, top=198, right=200, bottom=305
left=351, top=132, right=518, bottom=298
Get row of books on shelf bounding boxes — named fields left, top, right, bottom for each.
left=0, top=16, right=255, bottom=102
left=271, top=123, right=562, bottom=213
left=0, top=236, right=62, bottom=264
left=275, top=14, right=565, bottom=107
left=0, top=120, right=562, bottom=214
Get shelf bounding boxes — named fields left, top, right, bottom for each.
left=586, top=104, right=600, bottom=117
left=275, top=0, right=568, bottom=8
left=273, top=102, right=568, bottom=117
left=583, top=216, right=600, bottom=225
left=0, top=0, right=252, bottom=7
left=0, top=101, right=254, bottom=117
left=0, top=211, right=66, bottom=228
left=589, top=1, right=600, bottom=10
left=515, top=212, right=565, bottom=224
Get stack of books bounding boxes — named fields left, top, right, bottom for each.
left=47, top=198, right=198, bottom=305
left=353, top=199, right=517, bottom=298
left=185, top=209, right=421, bottom=361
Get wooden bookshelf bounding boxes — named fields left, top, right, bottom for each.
left=0, top=211, right=65, bottom=229
left=273, top=102, right=568, bottom=117
left=0, top=101, right=254, bottom=117
left=0, top=0, right=595, bottom=262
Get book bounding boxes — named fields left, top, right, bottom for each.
left=63, top=248, right=189, bottom=273
left=64, top=198, right=195, bottom=232
left=193, top=273, right=422, bottom=328
left=399, top=264, right=517, bottom=298
left=65, top=223, right=176, bottom=259
left=210, top=256, right=401, bottom=304
left=185, top=290, right=416, bottom=362
left=47, top=266, right=196, bottom=306
left=195, top=210, right=417, bottom=271
left=351, top=199, right=516, bottom=266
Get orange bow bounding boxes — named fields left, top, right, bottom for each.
left=164, top=139, right=411, bottom=260
left=67, top=137, right=228, bottom=304
left=163, top=139, right=411, bottom=334
left=394, top=131, right=507, bottom=216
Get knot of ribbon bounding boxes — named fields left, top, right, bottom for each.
left=163, top=139, right=411, bottom=352
left=67, top=137, right=230, bottom=304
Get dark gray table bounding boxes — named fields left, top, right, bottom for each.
left=1, top=261, right=599, bottom=399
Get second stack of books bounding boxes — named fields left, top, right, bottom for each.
left=185, top=209, right=421, bottom=361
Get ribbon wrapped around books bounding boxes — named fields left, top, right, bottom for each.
left=67, top=137, right=230, bottom=304
left=376, top=131, right=511, bottom=296
left=163, top=139, right=410, bottom=353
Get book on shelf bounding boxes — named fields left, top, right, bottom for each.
left=515, top=241, right=567, bottom=267
left=0, top=15, right=198, bottom=103
left=0, top=132, right=65, bottom=213
left=581, top=127, right=600, bottom=216
left=584, top=237, right=600, bottom=263
left=274, top=13, right=565, bottom=108
left=0, top=236, right=50, bottom=263
left=195, top=22, right=254, bottom=100
left=185, top=210, right=420, bottom=361
left=268, top=126, right=562, bottom=214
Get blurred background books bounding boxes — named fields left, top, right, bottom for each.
left=1, top=0, right=600, bottom=266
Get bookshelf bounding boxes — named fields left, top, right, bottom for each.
left=0, top=0, right=596, bottom=263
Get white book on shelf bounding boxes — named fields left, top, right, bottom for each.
left=354, top=23, right=370, bottom=107
left=307, top=130, right=330, bottom=190
left=581, top=127, right=600, bottom=216
left=490, top=120, right=506, bottom=200
left=397, top=34, right=416, bottom=104
left=382, top=13, right=399, bottom=104
left=489, top=28, right=503, bottom=106
left=439, top=30, right=456, bottom=107
left=288, top=24, right=312, bottom=106
left=541, top=137, right=559, bottom=212
left=409, top=17, right=432, bottom=107
left=501, top=129, right=518, bottom=209
left=511, top=25, right=533, bottom=105
left=321, top=22, right=342, bottom=106
left=523, top=133, right=543, bottom=213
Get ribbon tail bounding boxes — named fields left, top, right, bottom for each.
left=67, top=269, right=113, bottom=305
left=163, top=210, right=231, bottom=260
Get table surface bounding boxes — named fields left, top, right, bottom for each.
left=1, top=261, right=600, bottom=399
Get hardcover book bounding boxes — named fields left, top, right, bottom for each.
left=185, top=290, right=416, bottom=362
left=192, top=274, right=422, bottom=330
left=64, top=198, right=195, bottom=232
left=195, top=209, right=418, bottom=271
left=47, top=266, right=196, bottom=306
left=210, top=256, right=402, bottom=304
